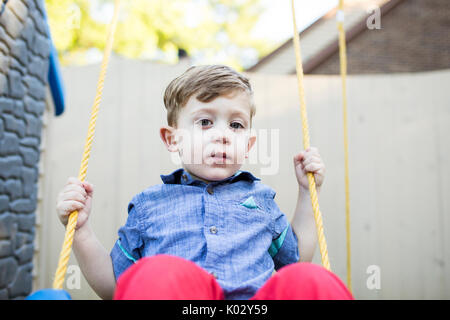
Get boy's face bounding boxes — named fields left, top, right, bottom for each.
left=161, top=90, right=256, bottom=182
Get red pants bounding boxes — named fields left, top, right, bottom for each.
left=113, top=254, right=353, bottom=300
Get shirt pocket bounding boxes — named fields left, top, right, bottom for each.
left=223, top=194, right=271, bottom=229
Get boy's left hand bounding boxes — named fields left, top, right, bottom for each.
left=293, top=147, right=325, bottom=192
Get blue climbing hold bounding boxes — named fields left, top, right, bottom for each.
left=26, top=289, right=72, bottom=300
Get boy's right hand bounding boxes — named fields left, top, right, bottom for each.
left=56, top=177, right=94, bottom=230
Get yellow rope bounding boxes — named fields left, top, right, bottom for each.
left=290, top=0, right=331, bottom=271
left=337, top=0, right=352, bottom=293
left=52, top=0, right=122, bottom=290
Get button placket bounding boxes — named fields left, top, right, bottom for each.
left=203, top=183, right=223, bottom=280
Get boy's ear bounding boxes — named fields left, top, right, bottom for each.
left=245, top=133, right=257, bottom=158
left=160, top=126, right=178, bottom=152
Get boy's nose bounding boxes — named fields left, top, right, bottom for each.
left=210, top=128, right=231, bottom=145
left=213, top=132, right=230, bottom=145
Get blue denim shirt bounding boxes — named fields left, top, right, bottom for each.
left=110, top=168, right=299, bottom=300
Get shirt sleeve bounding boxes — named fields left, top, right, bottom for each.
left=266, top=196, right=300, bottom=271
left=110, top=197, right=144, bottom=281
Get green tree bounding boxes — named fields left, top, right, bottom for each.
left=45, top=0, right=274, bottom=70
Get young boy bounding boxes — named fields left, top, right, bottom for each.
left=56, top=65, right=352, bottom=300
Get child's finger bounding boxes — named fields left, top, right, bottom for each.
left=57, top=200, right=85, bottom=216
left=305, top=148, right=320, bottom=159
left=306, top=146, right=319, bottom=153
left=304, top=163, right=323, bottom=173
left=62, top=184, right=87, bottom=198
left=66, top=177, right=84, bottom=188
left=302, top=155, right=322, bottom=167
left=82, top=181, right=94, bottom=194
left=293, top=151, right=306, bottom=164
left=60, top=191, right=86, bottom=203
left=57, top=189, right=85, bottom=205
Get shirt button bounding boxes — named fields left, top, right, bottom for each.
left=207, top=187, right=214, bottom=195
left=210, top=226, right=218, bottom=234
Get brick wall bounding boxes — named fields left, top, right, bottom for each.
left=0, top=0, right=50, bottom=299
left=311, top=0, right=450, bottom=74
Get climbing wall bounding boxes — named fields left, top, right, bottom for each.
left=0, top=0, right=50, bottom=299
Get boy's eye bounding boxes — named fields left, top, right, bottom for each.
left=230, top=122, right=244, bottom=130
left=199, top=119, right=212, bottom=127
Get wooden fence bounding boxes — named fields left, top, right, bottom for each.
left=34, top=57, right=450, bottom=299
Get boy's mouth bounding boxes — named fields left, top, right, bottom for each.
left=209, top=151, right=229, bottom=164
left=211, top=151, right=227, bottom=159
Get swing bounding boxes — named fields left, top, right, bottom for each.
left=27, top=0, right=352, bottom=299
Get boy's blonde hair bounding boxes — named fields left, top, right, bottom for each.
left=163, top=65, right=256, bottom=127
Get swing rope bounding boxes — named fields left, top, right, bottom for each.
left=290, top=0, right=331, bottom=271
left=336, top=0, right=352, bottom=292
left=52, top=0, right=122, bottom=290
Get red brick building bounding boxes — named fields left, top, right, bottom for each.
left=247, top=0, right=450, bottom=74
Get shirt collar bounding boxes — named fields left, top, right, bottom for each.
left=160, top=168, right=261, bottom=185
